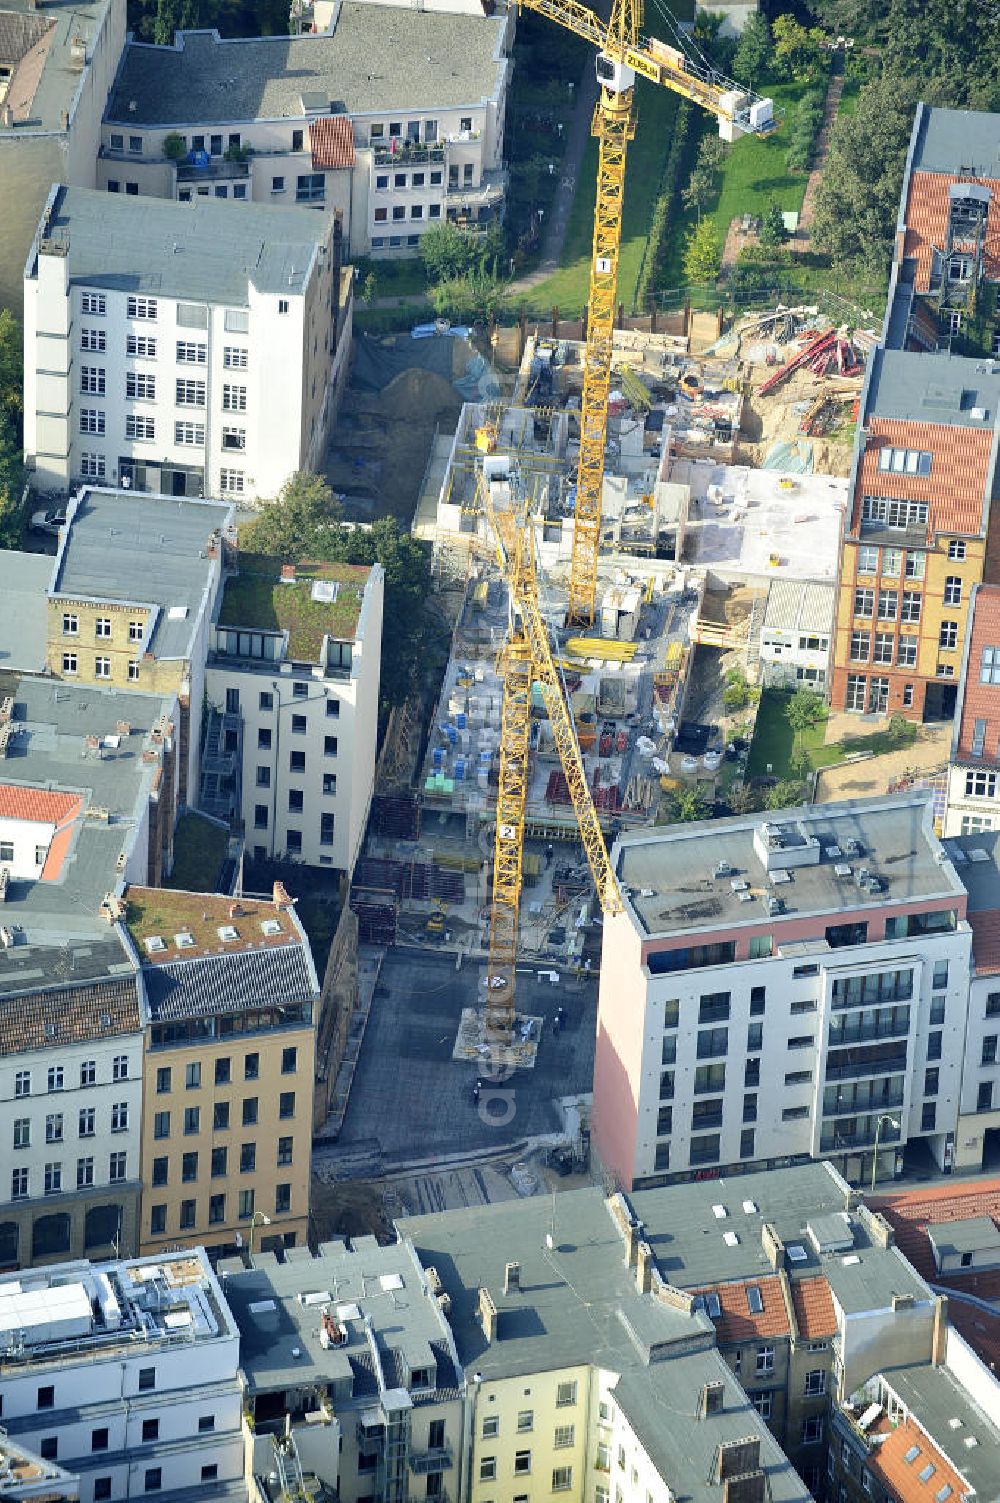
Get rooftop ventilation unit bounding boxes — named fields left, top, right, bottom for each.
left=844, top=839, right=863, bottom=858
left=712, top=1204, right=728, bottom=1219
left=834, top=864, right=852, bottom=878
left=144, top=935, right=167, bottom=954
left=742, top=1200, right=758, bottom=1214
left=731, top=878, right=749, bottom=892
left=298, top=1290, right=332, bottom=1307
left=826, top=845, right=843, bottom=859
left=770, top=869, right=791, bottom=884
left=260, top=919, right=283, bottom=936
left=723, top=1231, right=739, bottom=1247
left=714, top=860, right=733, bottom=878
left=786, top=1244, right=808, bottom=1263
left=737, top=890, right=754, bottom=903
left=763, top=896, right=784, bottom=916
left=217, top=925, right=239, bottom=942
left=167, top=605, right=189, bottom=620
left=174, top=932, right=195, bottom=949
left=968, top=848, right=990, bottom=863
left=311, top=579, right=340, bottom=604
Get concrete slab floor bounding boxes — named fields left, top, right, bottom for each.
left=334, top=950, right=598, bottom=1167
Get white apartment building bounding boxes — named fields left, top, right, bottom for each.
left=943, top=583, right=1000, bottom=836
left=593, top=794, right=974, bottom=1190
left=24, top=185, right=350, bottom=501
left=96, top=2, right=511, bottom=257
left=0, top=1002, right=144, bottom=1271
left=0, top=0, right=125, bottom=315
left=0, top=1248, right=245, bottom=1502
left=757, top=579, right=835, bottom=691
left=205, top=555, right=383, bottom=874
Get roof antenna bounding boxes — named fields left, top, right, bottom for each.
left=545, top=1190, right=556, bottom=1251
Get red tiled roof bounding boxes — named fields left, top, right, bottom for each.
left=791, top=1277, right=837, bottom=1339
left=688, top=1276, right=789, bottom=1344
left=956, top=585, right=1000, bottom=761
left=970, top=911, right=1000, bottom=975
left=852, top=418, right=996, bottom=538
left=903, top=170, right=1000, bottom=290
left=868, top=1417, right=967, bottom=1503
left=946, top=1296, right=1000, bottom=1374
left=0, top=785, right=82, bottom=826
left=0, top=976, right=141, bottom=1055
left=870, top=1181, right=1000, bottom=1281
left=310, top=115, right=356, bottom=170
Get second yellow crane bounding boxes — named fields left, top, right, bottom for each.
left=517, top=0, right=774, bottom=625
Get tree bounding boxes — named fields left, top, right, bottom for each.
left=727, top=782, right=762, bottom=816
left=811, top=73, right=929, bottom=278
left=731, top=13, right=773, bottom=91
left=681, top=136, right=726, bottom=221
left=419, top=223, right=478, bottom=283
left=764, top=779, right=806, bottom=811
left=242, top=472, right=343, bottom=556
left=785, top=689, right=829, bottom=756
left=0, top=409, right=24, bottom=550
left=758, top=201, right=787, bottom=249
left=682, top=217, right=720, bottom=286
left=0, top=310, right=22, bottom=425
left=153, top=0, right=181, bottom=44
left=663, top=786, right=712, bottom=824
left=771, top=15, right=829, bottom=82
left=429, top=274, right=508, bottom=323
left=360, top=272, right=378, bottom=306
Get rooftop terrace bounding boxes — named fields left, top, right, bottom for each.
left=909, top=103, right=1000, bottom=178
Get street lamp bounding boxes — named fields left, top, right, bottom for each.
left=871, top=1115, right=900, bottom=1194
left=249, top=1210, right=272, bottom=1261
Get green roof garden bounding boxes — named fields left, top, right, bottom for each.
left=219, top=556, right=370, bottom=662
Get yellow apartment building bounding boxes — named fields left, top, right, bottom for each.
left=125, top=885, right=319, bottom=1257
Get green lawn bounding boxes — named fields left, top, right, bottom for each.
left=165, top=813, right=230, bottom=893
left=516, top=78, right=682, bottom=318
left=748, top=689, right=917, bottom=780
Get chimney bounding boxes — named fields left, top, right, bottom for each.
left=503, top=1261, right=520, bottom=1295
left=273, top=880, right=294, bottom=910
left=228, top=902, right=244, bottom=920
left=761, top=1222, right=785, bottom=1272
left=1, top=105, right=13, bottom=128
left=864, top=1208, right=895, bottom=1249
left=636, top=1240, right=654, bottom=1295
left=478, top=1286, right=497, bottom=1343
left=280, top=563, right=297, bottom=583
left=891, top=1293, right=914, bottom=1313
left=624, top=1219, right=640, bottom=1269
left=932, top=1294, right=948, bottom=1364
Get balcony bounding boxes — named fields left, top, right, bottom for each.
left=831, top=978, right=913, bottom=1011
left=827, top=1017, right=910, bottom=1047
left=410, top=1448, right=454, bottom=1475
left=822, top=1088, right=904, bottom=1119
left=446, top=168, right=507, bottom=210
left=373, top=142, right=445, bottom=166
left=820, top=1120, right=901, bottom=1153
left=826, top=1048, right=908, bottom=1083
left=177, top=159, right=250, bottom=183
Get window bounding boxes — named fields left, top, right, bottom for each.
left=279, top=1091, right=295, bottom=1119
left=849, top=631, right=870, bottom=662
left=480, top=1459, right=497, bottom=1482
left=152, top=1156, right=168, bottom=1187
left=978, top=1081, right=994, bottom=1112
left=804, top=1370, right=826, bottom=1396
left=982, top=1035, right=997, bottom=1065
left=944, top=575, right=963, bottom=607
left=243, top=1097, right=258, bottom=1126
left=288, top=791, right=304, bottom=816
left=220, top=469, right=244, bottom=494
left=323, top=772, right=337, bottom=796
left=905, top=552, right=925, bottom=580
left=179, top=1200, right=196, bottom=1230
left=77, top=1057, right=96, bottom=1087
left=898, top=635, right=917, bottom=667
left=81, top=326, right=106, bottom=351
left=125, top=370, right=156, bottom=401
left=153, top=1109, right=171, bottom=1139
left=185, top=1061, right=202, bottom=1090
left=145, top=1469, right=162, bottom=1492
left=514, top=1452, right=532, bottom=1475
left=211, top=1146, right=227, bottom=1177
left=182, top=1150, right=198, bottom=1182
left=80, top=409, right=106, bottom=435
left=873, top=633, right=893, bottom=665
left=861, top=496, right=929, bottom=529
left=111, top=1102, right=128, bottom=1133
left=877, top=447, right=931, bottom=475
left=981, top=647, right=1000, bottom=685
left=254, top=804, right=268, bottom=830
left=690, top=1133, right=721, bottom=1165
left=209, top=1193, right=225, bottom=1224
left=240, top=1142, right=256, bottom=1173
left=555, top=1381, right=577, bottom=1407
left=552, top=1469, right=573, bottom=1492
left=40, top=1439, right=57, bottom=1461
left=93, top=656, right=111, bottom=679
left=258, top=729, right=272, bottom=751
left=320, top=812, right=335, bottom=845
left=81, top=365, right=106, bottom=394
left=13, top=1118, right=29, bottom=1150
left=81, top=292, right=106, bottom=315
left=802, top=1416, right=824, bottom=1445
left=745, top=1058, right=760, bottom=1087
left=965, top=770, right=997, bottom=799
left=785, top=1070, right=811, bottom=1085
left=922, top=1101, right=937, bottom=1132
left=48, top=1066, right=63, bottom=1092
left=877, top=590, right=898, bottom=620
left=740, top=1127, right=756, bottom=1157
left=223, top=346, right=249, bottom=371
left=184, top=1106, right=200, bottom=1134
left=126, top=414, right=154, bottom=440
left=127, top=334, right=156, bottom=356
left=325, top=735, right=339, bottom=756
left=44, top=1163, right=62, bottom=1195
left=756, top=1345, right=774, bottom=1375
left=127, top=296, right=157, bottom=319
left=222, top=425, right=246, bottom=450
left=698, top=1026, right=728, bottom=1059
left=150, top=1204, right=167, bottom=1235
left=201, top=1466, right=219, bottom=1484
left=482, top=1415, right=499, bottom=1439
left=857, top=545, right=878, bottom=574
left=112, top=1053, right=129, bottom=1082
left=11, top=1167, right=28, bottom=1199
left=854, top=588, right=874, bottom=618
left=938, top=619, right=959, bottom=650
left=880, top=547, right=902, bottom=578
left=275, top=1182, right=291, bottom=1213
left=92, top=1427, right=110, bottom=1452
left=277, top=1136, right=293, bottom=1166
left=280, top=1046, right=298, bottom=1076
left=296, top=172, right=325, bottom=201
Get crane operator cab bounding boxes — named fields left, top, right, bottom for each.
left=595, top=53, right=635, bottom=94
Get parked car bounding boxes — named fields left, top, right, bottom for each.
left=30, top=507, right=66, bottom=536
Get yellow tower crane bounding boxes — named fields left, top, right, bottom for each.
left=516, top=0, right=774, bottom=625
left=477, top=458, right=622, bottom=1043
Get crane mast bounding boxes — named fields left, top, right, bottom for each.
left=516, top=0, right=774, bottom=623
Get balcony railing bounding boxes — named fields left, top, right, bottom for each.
left=822, top=1090, right=904, bottom=1119
left=819, top=1122, right=901, bottom=1153
left=373, top=142, right=446, bottom=166
left=828, top=1018, right=910, bottom=1047
left=410, top=1447, right=454, bottom=1475
left=825, top=1052, right=908, bottom=1082
left=446, top=168, right=508, bottom=209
